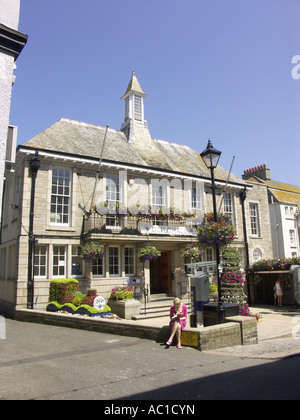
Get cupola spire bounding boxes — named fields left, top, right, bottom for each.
left=121, top=71, right=147, bottom=137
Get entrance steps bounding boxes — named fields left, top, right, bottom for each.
left=132, top=294, right=190, bottom=321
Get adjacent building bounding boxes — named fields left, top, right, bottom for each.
left=243, top=164, right=300, bottom=260
left=0, top=71, right=273, bottom=314
left=0, top=0, right=27, bottom=214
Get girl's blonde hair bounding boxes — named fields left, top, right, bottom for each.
left=173, top=298, right=181, bottom=305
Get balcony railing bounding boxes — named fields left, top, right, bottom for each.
left=83, top=214, right=197, bottom=237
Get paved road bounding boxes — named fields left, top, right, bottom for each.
left=0, top=318, right=300, bottom=401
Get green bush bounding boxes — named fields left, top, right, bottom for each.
left=77, top=304, right=111, bottom=314
left=46, top=302, right=111, bottom=315
left=110, top=286, right=133, bottom=301
left=209, top=284, right=218, bottom=293
left=72, top=293, right=86, bottom=307
left=49, top=279, right=79, bottom=304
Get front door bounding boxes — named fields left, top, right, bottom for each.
left=150, top=251, right=172, bottom=294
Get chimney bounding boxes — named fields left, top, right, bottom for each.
left=242, top=164, right=271, bottom=181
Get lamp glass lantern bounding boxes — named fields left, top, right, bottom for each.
left=200, top=140, right=222, bottom=170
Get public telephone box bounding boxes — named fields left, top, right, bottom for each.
left=291, top=265, right=300, bottom=306
left=189, top=272, right=210, bottom=327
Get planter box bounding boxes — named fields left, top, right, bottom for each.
left=108, top=299, right=141, bottom=320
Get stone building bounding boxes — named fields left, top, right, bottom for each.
left=0, top=72, right=273, bottom=314
left=243, top=164, right=300, bottom=259
left=0, top=0, right=27, bottom=214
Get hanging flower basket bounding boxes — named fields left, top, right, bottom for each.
left=181, top=247, right=204, bottom=261
left=81, top=242, right=105, bottom=261
left=137, top=246, right=161, bottom=262
left=197, top=212, right=236, bottom=247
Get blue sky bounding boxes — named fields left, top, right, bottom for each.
left=10, top=0, right=300, bottom=184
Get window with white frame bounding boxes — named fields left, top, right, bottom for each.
left=53, top=246, right=66, bottom=277
left=34, top=245, right=48, bottom=278
left=250, top=203, right=260, bottom=236
left=206, top=248, right=213, bottom=262
left=71, top=246, right=82, bottom=277
left=285, top=207, right=289, bottom=217
left=92, top=256, right=104, bottom=277
left=125, top=247, right=135, bottom=275
left=192, top=186, right=203, bottom=210
left=106, top=175, right=120, bottom=202
left=224, top=192, right=234, bottom=225
left=109, top=247, right=119, bottom=276
left=51, top=168, right=71, bottom=224
left=290, top=229, right=295, bottom=246
left=253, top=248, right=262, bottom=262
left=152, top=180, right=166, bottom=208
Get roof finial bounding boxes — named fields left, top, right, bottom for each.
left=132, top=64, right=135, bottom=75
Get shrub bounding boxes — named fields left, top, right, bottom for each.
left=49, top=279, right=79, bottom=304
left=87, top=289, right=97, bottom=297
left=82, top=295, right=96, bottom=306
left=65, top=294, right=74, bottom=303
left=72, top=293, right=86, bottom=307
left=47, top=301, right=62, bottom=312
left=76, top=304, right=111, bottom=315
left=110, top=286, right=133, bottom=300
left=209, top=284, right=218, bottom=294
left=61, top=303, right=77, bottom=313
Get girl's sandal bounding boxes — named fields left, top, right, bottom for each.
left=166, top=340, right=173, bottom=346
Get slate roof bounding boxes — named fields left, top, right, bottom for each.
left=24, top=117, right=246, bottom=185
left=247, top=176, right=300, bottom=207
left=121, top=71, right=146, bottom=99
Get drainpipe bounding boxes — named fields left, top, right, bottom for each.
left=27, top=152, right=40, bottom=309
left=240, top=188, right=251, bottom=305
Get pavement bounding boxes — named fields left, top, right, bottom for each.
left=10, top=303, right=300, bottom=360
left=131, top=304, right=300, bottom=360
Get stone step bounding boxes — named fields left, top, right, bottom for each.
left=131, top=311, right=170, bottom=321
left=133, top=295, right=191, bottom=321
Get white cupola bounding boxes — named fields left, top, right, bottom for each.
left=121, top=71, right=147, bottom=135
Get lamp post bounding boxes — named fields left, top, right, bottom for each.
left=27, top=152, right=40, bottom=309
left=200, top=140, right=225, bottom=323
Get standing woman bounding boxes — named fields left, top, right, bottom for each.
left=166, top=298, right=187, bottom=349
left=275, top=278, right=283, bottom=307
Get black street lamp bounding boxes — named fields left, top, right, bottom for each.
left=200, top=140, right=225, bottom=323
left=27, top=152, right=40, bottom=309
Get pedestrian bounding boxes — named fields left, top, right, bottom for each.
left=166, top=298, right=187, bottom=349
left=274, top=278, right=283, bottom=307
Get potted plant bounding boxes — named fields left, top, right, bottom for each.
left=209, top=283, right=218, bottom=302
left=108, top=286, right=141, bottom=319
left=181, top=247, right=203, bottom=262
left=137, top=246, right=161, bottom=262
left=197, top=212, right=236, bottom=247
left=81, top=242, right=105, bottom=261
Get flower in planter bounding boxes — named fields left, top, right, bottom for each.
left=81, top=242, right=105, bottom=261
left=110, top=286, right=134, bottom=301
left=93, top=201, right=128, bottom=217
left=137, top=246, right=161, bottom=262
left=197, top=212, right=236, bottom=247
left=181, top=247, right=203, bottom=262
